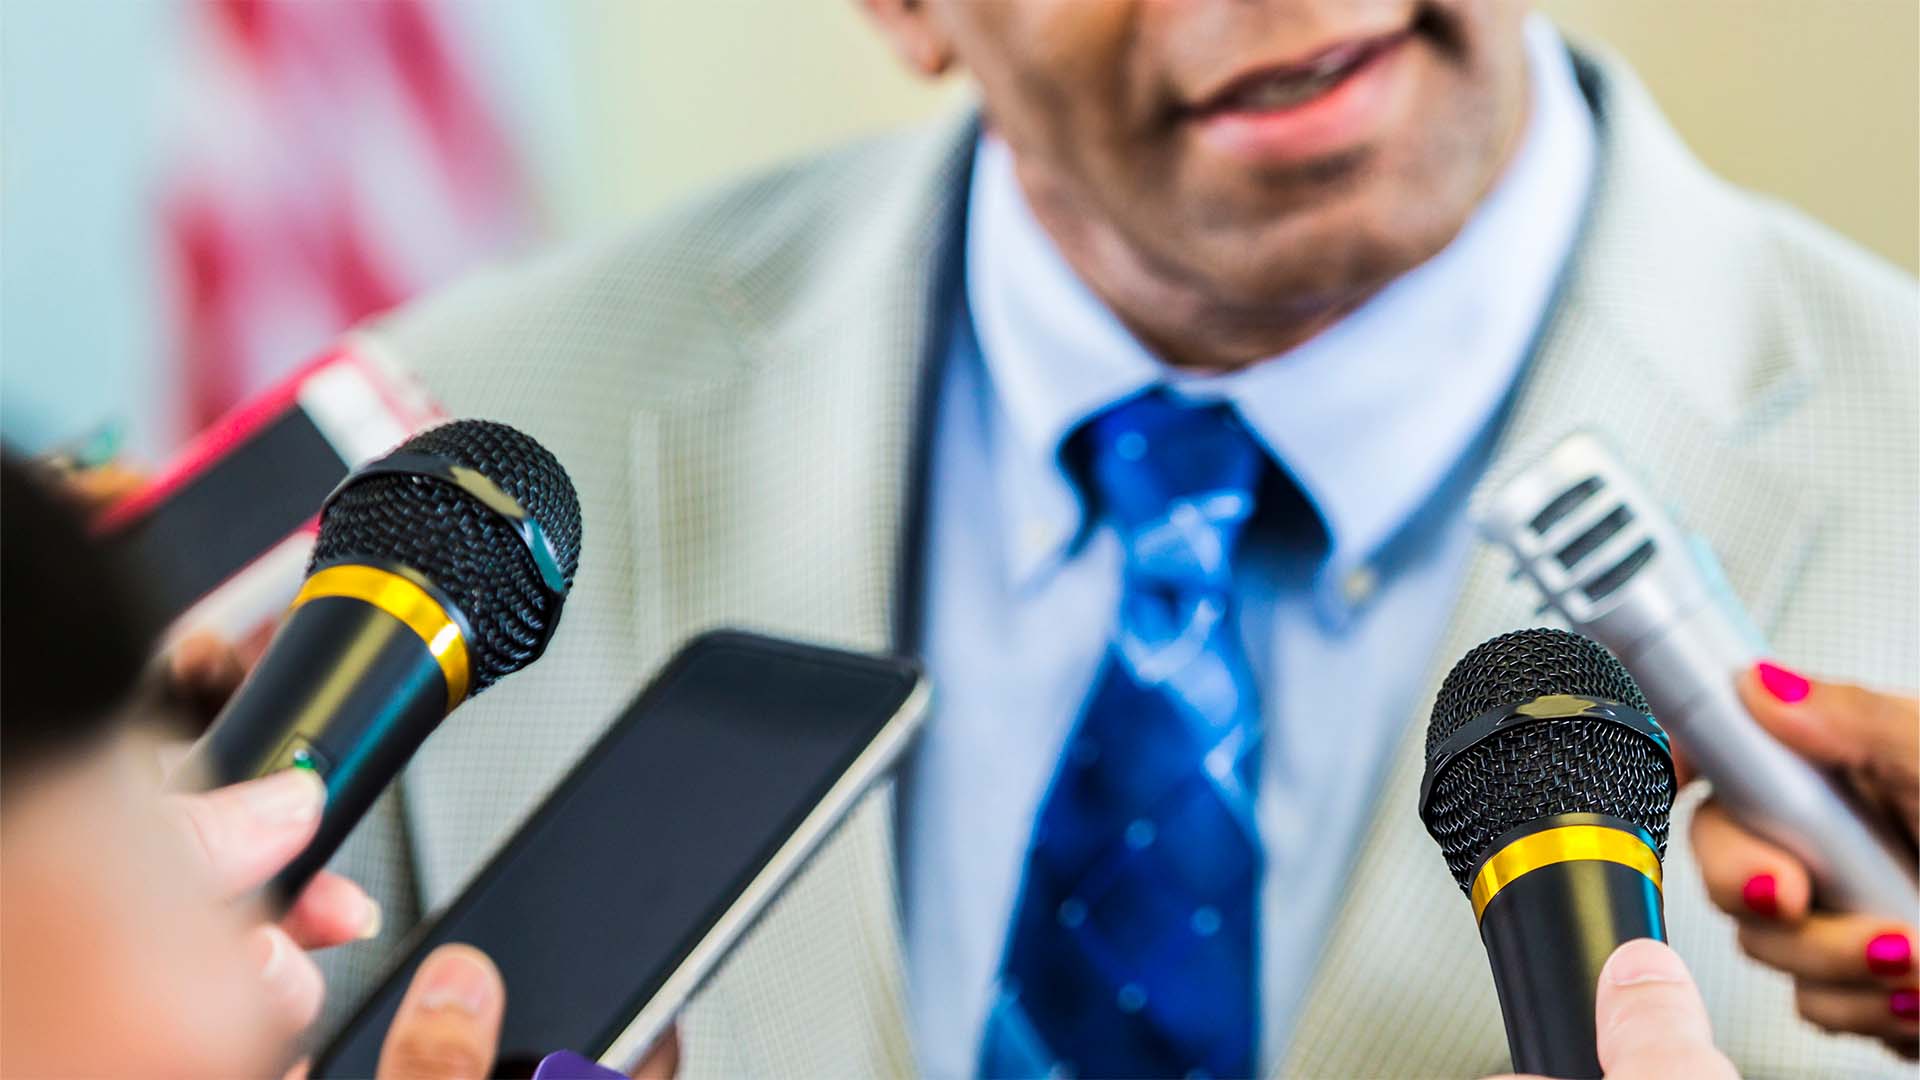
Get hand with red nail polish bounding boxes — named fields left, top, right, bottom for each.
left=1685, top=662, right=1920, bottom=1056
left=1739, top=662, right=1918, bottom=837
left=1740, top=873, right=1780, bottom=919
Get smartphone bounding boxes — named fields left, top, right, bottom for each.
left=313, top=631, right=928, bottom=1078
left=97, top=342, right=441, bottom=645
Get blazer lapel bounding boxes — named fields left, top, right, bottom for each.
left=1281, top=49, right=1826, bottom=1077
left=623, top=114, right=975, bottom=1077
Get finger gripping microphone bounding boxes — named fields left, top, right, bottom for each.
left=1419, top=627, right=1677, bottom=1080
left=181, top=420, right=582, bottom=907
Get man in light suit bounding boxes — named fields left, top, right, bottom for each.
left=315, top=1, right=1918, bottom=1075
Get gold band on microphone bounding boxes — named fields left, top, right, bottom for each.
left=1471, top=823, right=1663, bottom=920
left=290, top=564, right=470, bottom=711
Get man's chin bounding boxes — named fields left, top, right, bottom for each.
left=1175, top=141, right=1380, bottom=217
left=1178, top=217, right=1441, bottom=319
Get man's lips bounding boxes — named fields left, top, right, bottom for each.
left=1169, top=27, right=1420, bottom=167
left=1184, top=30, right=1415, bottom=119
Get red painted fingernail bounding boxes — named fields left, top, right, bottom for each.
left=1869, top=933, right=1914, bottom=977
left=1742, top=873, right=1780, bottom=918
left=1891, top=988, right=1919, bottom=1022
left=1755, top=661, right=1811, bottom=704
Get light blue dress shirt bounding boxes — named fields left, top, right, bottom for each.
left=898, top=18, right=1596, bottom=1077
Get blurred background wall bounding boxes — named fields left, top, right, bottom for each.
left=577, top=0, right=1920, bottom=265
left=4, top=0, right=1915, bottom=457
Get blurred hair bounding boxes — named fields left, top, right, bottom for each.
left=1, top=451, right=161, bottom=788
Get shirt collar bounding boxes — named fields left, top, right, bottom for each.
left=965, top=16, right=1596, bottom=607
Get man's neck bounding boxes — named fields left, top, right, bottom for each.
left=1017, top=180, right=1378, bottom=372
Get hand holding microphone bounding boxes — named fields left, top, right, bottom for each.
left=1691, top=664, right=1918, bottom=1053
left=165, top=768, right=368, bottom=1038
left=178, top=419, right=582, bottom=908
left=1730, top=665, right=1916, bottom=838
left=168, top=764, right=682, bottom=1080
left=1486, top=939, right=1737, bottom=1080
left=1483, top=432, right=1917, bottom=1054
left=1481, top=432, right=1916, bottom=922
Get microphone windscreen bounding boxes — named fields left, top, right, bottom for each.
left=1423, top=628, right=1673, bottom=891
left=309, top=420, right=582, bottom=693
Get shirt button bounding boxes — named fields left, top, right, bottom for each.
left=1342, top=565, right=1378, bottom=607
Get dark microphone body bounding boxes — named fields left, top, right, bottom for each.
left=181, top=420, right=582, bottom=907
left=1419, top=628, right=1678, bottom=1079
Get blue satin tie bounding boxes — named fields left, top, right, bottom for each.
left=979, top=390, right=1266, bottom=1079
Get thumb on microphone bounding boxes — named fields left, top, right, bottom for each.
left=1483, top=939, right=1737, bottom=1080
left=1592, top=939, right=1737, bottom=1080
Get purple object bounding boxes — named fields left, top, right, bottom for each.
left=532, top=1050, right=624, bottom=1079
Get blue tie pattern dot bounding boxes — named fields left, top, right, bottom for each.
left=979, top=391, right=1266, bottom=1079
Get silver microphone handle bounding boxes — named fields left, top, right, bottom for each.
left=1622, top=594, right=1916, bottom=920
left=1485, top=431, right=1917, bottom=921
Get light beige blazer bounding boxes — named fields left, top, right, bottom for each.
left=317, top=45, right=1917, bottom=1078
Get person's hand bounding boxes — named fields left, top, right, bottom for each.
left=1735, top=663, right=1918, bottom=834
left=170, top=768, right=381, bottom=1032
left=372, top=946, right=507, bottom=1080
left=373, top=944, right=682, bottom=1079
left=168, top=630, right=260, bottom=721
left=1488, top=939, right=1737, bottom=1080
left=1689, top=661, right=1919, bottom=1055
left=60, top=458, right=144, bottom=507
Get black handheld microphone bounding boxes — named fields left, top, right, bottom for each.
left=1419, top=627, right=1678, bottom=1079
left=180, top=419, right=582, bottom=907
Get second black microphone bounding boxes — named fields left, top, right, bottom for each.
left=1419, top=628, right=1678, bottom=1079
left=180, top=419, right=582, bottom=908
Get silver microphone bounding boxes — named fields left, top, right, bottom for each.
left=1479, top=430, right=1915, bottom=920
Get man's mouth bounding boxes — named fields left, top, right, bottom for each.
left=1188, top=30, right=1414, bottom=118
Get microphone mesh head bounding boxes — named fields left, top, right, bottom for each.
left=310, top=420, right=582, bottom=694
left=1422, top=627, right=1673, bottom=891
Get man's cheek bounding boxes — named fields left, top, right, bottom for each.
left=950, top=0, right=1135, bottom=106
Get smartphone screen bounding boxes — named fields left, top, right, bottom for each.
left=109, top=407, right=349, bottom=620
left=98, top=348, right=439, bottom=633
left=315, top=631, right=924, bottom=1078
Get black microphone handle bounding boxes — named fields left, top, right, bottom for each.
left=1476, top=814, right=1667, bottom=1079
left=181, top=576, right=456, bottom=909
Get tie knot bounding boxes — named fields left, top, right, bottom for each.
left=1082, top=392, right=1264, bottom=589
